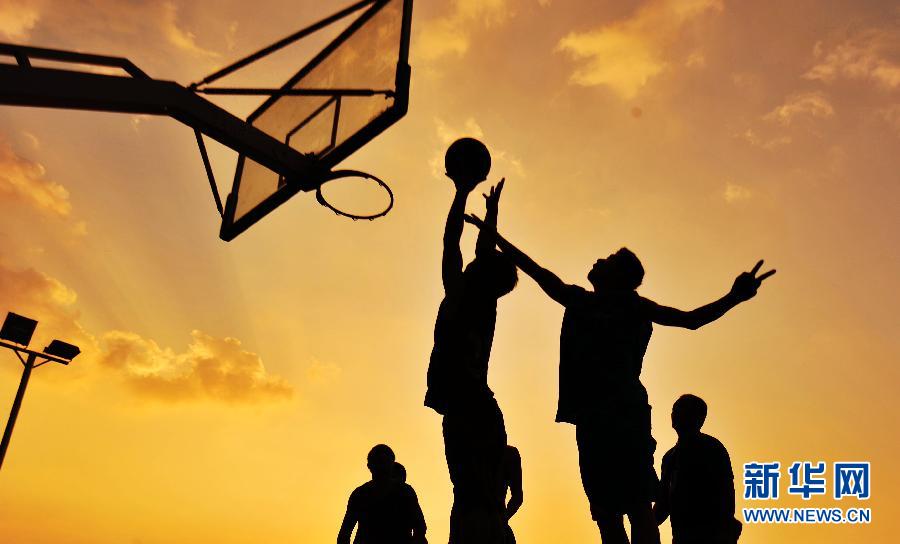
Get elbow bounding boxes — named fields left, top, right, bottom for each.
left=508, top=493, right=523, bottom=514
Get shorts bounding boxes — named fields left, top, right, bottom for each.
left=576, top=403, right=659, bottom=519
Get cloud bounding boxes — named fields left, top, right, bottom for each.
left=98, top=330, right=293, bottom=404
left=764, top=91, right=835, bottom=126
left=225, top=21, right=239, bottom=52
left=723, top=182, right=751, bottom=203
left=878, top=103, right=900, bottom=135
left=0, top=0, right=41, bottom=40
left=557, top=0, right=722, bottom=99
left=0, top=255, right=291, bottom=404
left=21, top=131, right=40, bottom=151
left=158, top=2, right=218, bottom=59
left=737, top=128, right=792, bottom=150
left=0, top=258, right=90, bottom=347
left=2, top=1, right=219, bottom=63
left=0, top=133, right=289, bottom=404
left=435, top=116, right=485, bottom=143
left=0, top=136, right=87, bottom=239
left=416, top=0, right=511, bottom=61
left=805, top=29, right=900, bottom=90
left=684, top=51, right=706, bottom=69
left=739, top=92, right=834, bottom=151
left=431, top=117, right=484, bottom=178
left=0, top=138, right=73, bottom=219
left=130, top=115, right=154, bottom=132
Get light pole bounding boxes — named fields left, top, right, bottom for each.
left=0, top=312, right=80, bottom=470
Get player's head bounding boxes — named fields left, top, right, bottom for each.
left=465, top=250, right=519, bottom=298
left=392, top=462, right=407, bottom=483
left=672, top=394, right=707, bottom=436
left=367, top=444, right=396, bottom=480
left=587, top=247, right=644, bottom=291
left=445, top=138, right=491, bottom=191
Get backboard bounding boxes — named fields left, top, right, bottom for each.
left=219, top=0, right=413, bottom=241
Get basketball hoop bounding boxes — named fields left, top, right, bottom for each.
left=0, top=0, right=413, bottom=241
left=315, top=170, right=394, bottom=221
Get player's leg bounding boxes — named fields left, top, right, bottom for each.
left=445, top=400, right=507, bottom=544
left=626, top=502, right=660, bottom=544
left=467, top=397, right=508, bottom=544
left=443, top=413, right=468, bottom=544
left=595, top=512, right=628, bottom=543
left=577, top=421, right=629, bottom=543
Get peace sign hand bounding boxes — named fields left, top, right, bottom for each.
left=730, top=260, right=776, bottom=302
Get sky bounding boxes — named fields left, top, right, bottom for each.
left=0, top=0, right=898, bottom=542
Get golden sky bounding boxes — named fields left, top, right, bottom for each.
left=0, top=0, right=898, bottom=542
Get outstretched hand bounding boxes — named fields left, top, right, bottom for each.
left=483, top=178, right=505, bottom=214
left=731, top=260, right=776, bottom=301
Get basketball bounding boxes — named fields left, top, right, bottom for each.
left=444, top=138, right=491, bottom=189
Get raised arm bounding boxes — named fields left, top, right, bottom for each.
left=466, top=214, right=579, bottom=306
left=475, top=179, right=504, bottom=258
left=646, top=260, right=776, bottom=329
left=442, top=188, right=471, bottom=292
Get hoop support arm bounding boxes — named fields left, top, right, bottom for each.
left=0, top=64, right=320, bottom=189
left=196, top=87, right=394, bottom=97
left=0, top=42, right=149, bottom=79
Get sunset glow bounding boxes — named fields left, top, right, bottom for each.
left=0, top=1, right=897, bottom=542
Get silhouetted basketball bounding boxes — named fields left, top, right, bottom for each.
left=445, top=138, right=491, bottom=188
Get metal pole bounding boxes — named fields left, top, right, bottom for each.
left=0, top=352, right=36, bottom=470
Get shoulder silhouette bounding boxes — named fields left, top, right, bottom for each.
left=655, top=395, right=742, bottom=543
left=338, top=445, right=427, bottom=544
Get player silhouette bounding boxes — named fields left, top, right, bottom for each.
left=338, top=444, right=428, bottom=544
left=425, top=139, right=518, bottom=544
left=464, top=214, right=773, bottom=544
left=654, top=395, right=742, bottom=544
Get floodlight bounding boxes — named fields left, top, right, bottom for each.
left=0, top=313, right=37, bottom=346
left=43, top=340, right=80, bottom=362
left=0, top=314, right=79, bottom=470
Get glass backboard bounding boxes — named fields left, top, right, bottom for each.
left=220, top=0, right=412, bottom=241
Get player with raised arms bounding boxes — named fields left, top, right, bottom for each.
left=425, top=138, right=519, bottom=544
left=464, top=213, right=774, bottom=544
